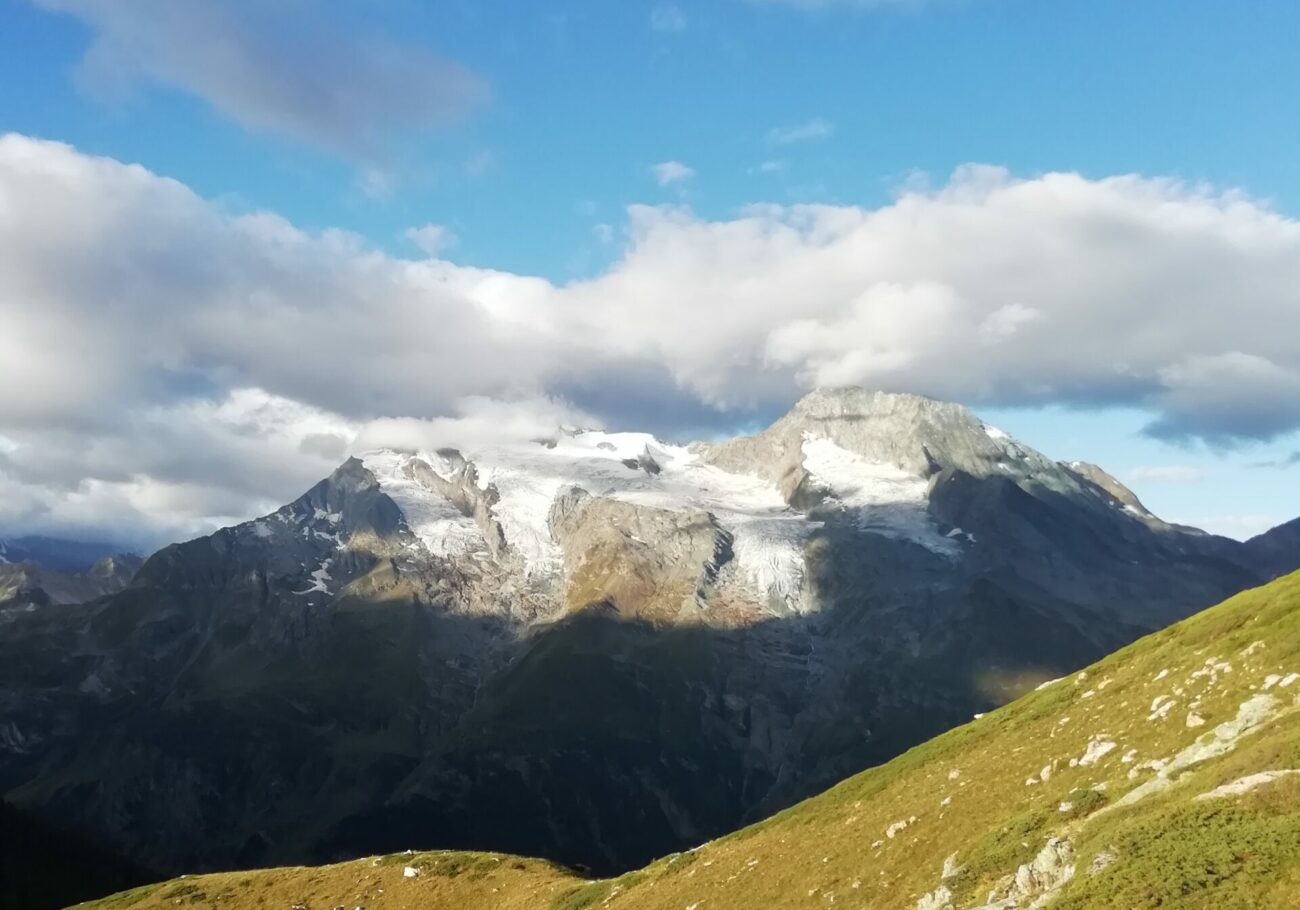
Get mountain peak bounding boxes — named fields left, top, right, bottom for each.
left=781, top=387, right=1005, bottom=472
left=788, top=386, right=970, bottom=421
left=706, top=386, right=1058, bottom=495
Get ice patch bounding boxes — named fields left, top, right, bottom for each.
left=363, top=451, right=483, bottom=558
left=366, top=433, right=815, bottom=605
left=800, top=435, right=958, bottom=556
left=294, top=558, right=333, bottom=596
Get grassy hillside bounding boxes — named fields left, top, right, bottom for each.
left=76, top=570, right=1300, bottom=910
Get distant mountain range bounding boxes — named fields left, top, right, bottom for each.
left=0, top=550, right=141, bottom=614
left=1, top=388, right=1296, bottom=885
left=0, top=535, right=135, bottom=574
left=78, top=567, right=1300, bottom=910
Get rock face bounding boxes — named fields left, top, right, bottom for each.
left=0, top=388, right=1294, bottom=878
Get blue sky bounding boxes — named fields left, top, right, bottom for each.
left=1, top=0, right=1298, bottom=544
left=9, top=0, right=1300, bottom=277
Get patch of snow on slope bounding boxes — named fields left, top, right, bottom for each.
left=983, top=423, right=1010, bottom=441
left=361, top=430, right=873, bottom=607
left=294, top=558, right=333, bottom=596
left=469, top=431, right=813, bottom=601
left=362, top=450, right=482, bottom=557
left=800, top=435, right=958, bottom=556
left=472, top=457, right=571, bottom=576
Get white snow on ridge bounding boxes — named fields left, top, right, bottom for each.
left=983, top=423, right=1010, bottom=441
left=800, top=435, right=959, bottom=556
left=471, top=458, right=570, bottom=576
left=359, top=427, right=958, bottom=607
left=362, top=450, right=482, bottom=557
left=469, top=431, right=814, bottom=598
left=362, top=433, right=814, bottom=604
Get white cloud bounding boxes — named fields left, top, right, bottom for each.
left=750, top=160, right=787, bottom=175
left=29, top=0, right=486, bottom=158
left=650, top=4, right=688, bottom=32
left=1176, top=514, right=1280, bottom=542
left=353, top=396, right=600, bottom=454
left=1147, top=352, right=1300, bottom=444
left=5, top=135, right=1300, bottom=541
left=405, top=223, right=457, bottom=257
left=1126, top=465, right=1207, bottom=484
left=0, top=388, right=358, bottom=548
left=651, top=160, right=695, bottom=186
left=768, top=117, right=835, bottom=144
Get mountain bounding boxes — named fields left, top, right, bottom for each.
left=1, top=388, right=1294, bottom=881
left=1246, top=517, right=1300, bottom=580
left=0, top=533, right=142, bottom=613
left=0, top=553, right=142, bottom=613
left=0, top=799, right=152, bottom=910
left=79, top=569, right=1300, bottom=910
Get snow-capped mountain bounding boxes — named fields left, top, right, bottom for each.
left=0, top=389, right=1292, bottom=879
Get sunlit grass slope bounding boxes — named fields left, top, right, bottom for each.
left=78, top=571, right=1300, bottom=910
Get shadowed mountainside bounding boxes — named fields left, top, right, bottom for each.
left=79, top=570, right=1300, bottom=910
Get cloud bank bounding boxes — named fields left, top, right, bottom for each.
left=3, top=136, right=1299, bottom=543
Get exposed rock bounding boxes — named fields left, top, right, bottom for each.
left=1087, top=849, right=1117, bottom=876
left=1195, top=769, right=1300, bottom=800
left=1077, top=737, right=1117, bottom=767
left=916, top=883, right=953, bottom=910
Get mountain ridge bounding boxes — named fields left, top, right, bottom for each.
left=1, top=388, right=1295, bottom=881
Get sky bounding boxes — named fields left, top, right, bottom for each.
left=0, top=0, right=1298, bottom=549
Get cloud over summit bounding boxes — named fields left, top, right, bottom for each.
left=2, top=136, right=1299, bottom=541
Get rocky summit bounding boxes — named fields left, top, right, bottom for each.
left=1, top=389, right=1295, bottom=881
